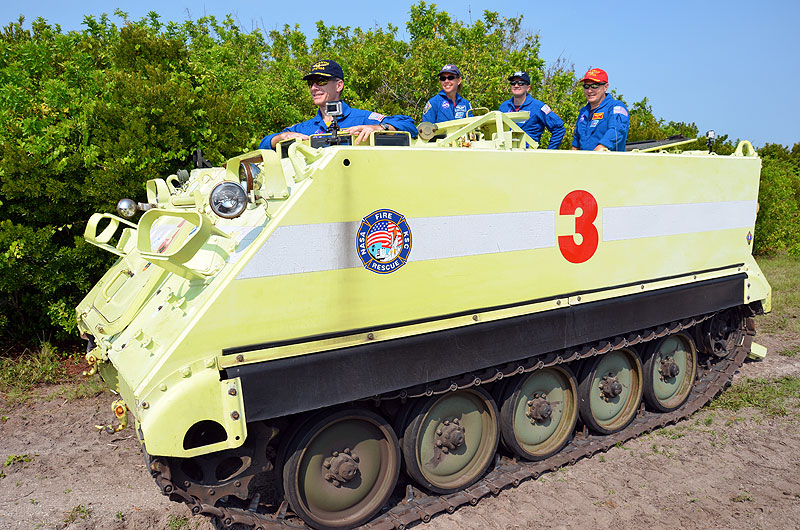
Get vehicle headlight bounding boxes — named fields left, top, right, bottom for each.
left=209, top=182, right=248, bottom=219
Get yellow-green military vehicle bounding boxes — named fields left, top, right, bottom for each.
left=77, top=111, right=770, bottom=530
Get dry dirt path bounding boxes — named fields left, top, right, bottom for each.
left=1, top=333, right=799, bottom=530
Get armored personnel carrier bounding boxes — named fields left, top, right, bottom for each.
left=77, top=111, right=770, bottom=530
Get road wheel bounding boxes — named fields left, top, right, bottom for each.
left=499, top=366, right=578, bottom=460
left=282, top=408, right=400, bottom=530
left=578, top=349, right=643, bottom=434
left=401, top=388, right=499, bottom=494
left=642, top=333, right=697, bottom=412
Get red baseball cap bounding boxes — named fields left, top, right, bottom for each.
left=580, top=68, right=608, bottom=84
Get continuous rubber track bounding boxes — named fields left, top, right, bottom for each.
left=148, top=311, right=753, bottom=530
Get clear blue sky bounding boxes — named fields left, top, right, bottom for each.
left=3, top=0, right=797, bottom=148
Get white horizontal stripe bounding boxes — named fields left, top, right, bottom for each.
left=602, top=200, right=757, bottom=242
left=409, top=211, right=555, bottom=261
left=236, top=211, right=555, bottom=279
left=237, top=221, right=361, bottom=279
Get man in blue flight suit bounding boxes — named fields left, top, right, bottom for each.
left=259, top=59, right=417, bottom=149
left=421, top=65, right=473, bottom=123
left=498, top=71, right=565, bottom=149
left=571, top=68, right=629, bottom=151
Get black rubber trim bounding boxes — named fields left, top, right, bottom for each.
left=224, top=274, right=745, bottom=421
left=222, top=264, right=744, bottom=357
left=373, top=133, right=411, bottom=146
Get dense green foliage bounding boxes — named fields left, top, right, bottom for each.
left=0, top=4, right=797, bottom=348
left=754, top=145, right=800, bottom=256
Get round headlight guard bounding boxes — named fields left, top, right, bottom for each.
left=209, top=181, right=248, bottom=219
left=238, top=162, right=260, bottom=192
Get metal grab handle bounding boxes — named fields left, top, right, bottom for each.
left=136, top=209, right=230, bottom=280
left=734, top=140, right=756, bottom=157
left=84, top=213, right=138, bottom=257
left=287, top=141, right=323, bottom=182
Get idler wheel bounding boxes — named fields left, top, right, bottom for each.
left=499, top=366, right=579, bottom=461
left=643, top=333, right=697, bottom=412
left=694, top=308, right=744, bottom=358
left=400, top=388, right=499, bottom=494
left=282, top=408, right=400, bottom=529
left=578, top=348, right=643, bottom=435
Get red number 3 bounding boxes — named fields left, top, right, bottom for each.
left=558, top=190, right=598, bottom=263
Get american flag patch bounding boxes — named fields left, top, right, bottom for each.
left=541, top=104, right=551, bottom=114
left=613, top=106, right=628, bottom=116
left=366, top=220, right=401, bottom=249
left=368, top=112, right=386, bottom=122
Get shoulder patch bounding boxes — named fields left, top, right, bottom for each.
left=541, top=104, right=551, bottom=114
left=613, top=105, right=628, bottom=116
left=423, top=101, right=431, bottom=113
left=368, top=111, right=385, bottom=122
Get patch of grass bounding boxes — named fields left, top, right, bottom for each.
left=655, top=427, right=687, bottom=439
left=731, top=491, right=753, bottom=503
left=756, top=255, right=800, bottom=335
left=709, top=376, right=800, bottom=416
left=167, top=514, right=191, bottom=530
left=115, top=511, right=125, bottom=522
left=0, top=343, right=67, bottom=403
left=1, top=416, right=7, bottom=422
left=779, top=345, right=800, bottom=358
left=5, top=454, right=32, bottom=466
left=55, top=377, right=108, bottom=401
left=63, top=504, right=91, bottom=524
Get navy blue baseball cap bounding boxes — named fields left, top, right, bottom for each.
left=438, top=64, right=462, bottom=77
left=507, top=71, right=531, bottom=84
left=303, top=59, right=344, bottom=81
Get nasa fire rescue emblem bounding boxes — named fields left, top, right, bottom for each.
left=356, top=208, right=412, bottom=274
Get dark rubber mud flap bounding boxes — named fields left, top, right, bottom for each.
left=224, top=274, right=745, bottom=421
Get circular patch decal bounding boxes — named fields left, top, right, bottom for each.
left=356, top=209, right=412, bottom=274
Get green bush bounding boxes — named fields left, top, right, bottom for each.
left=0, top=6, right=583, bottom=349
left=0, top=5, right=796, bottom=349
left=754, top=152, right=800, bottom=256
left=0, top=14, right=260, bottom=347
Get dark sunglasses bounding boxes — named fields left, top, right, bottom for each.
left=439, top=75, right=457, bottom=81
left=306, top=78, right=330, bottom=87
left=509, top=80, right=529, bottom=86
left=582, top=82, right=606, bottom=89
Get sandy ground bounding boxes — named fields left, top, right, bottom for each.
left=1, top=332, right=799, bottom=530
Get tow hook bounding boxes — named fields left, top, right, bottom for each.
left=95, top=399, right=129, bottom=434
